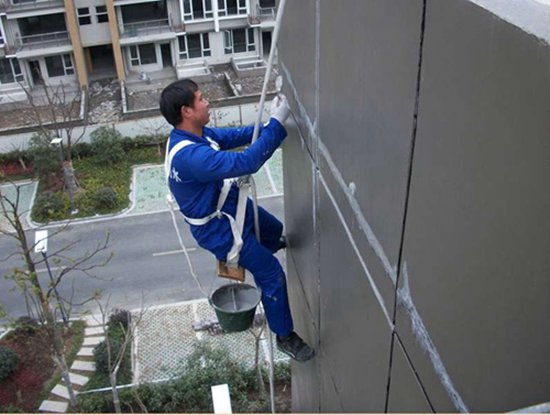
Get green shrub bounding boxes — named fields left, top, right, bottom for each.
left=93, top=186, right=118, bottom=210
left=32, top=191, right=70, bottom=222
left=108, top=309, right=131, bottom=329
left=93, top=336, right=124, bottom=375
left=28, top=132, right=62, bottom=177
left=0, top=346, right=20, bottom=381
left=12, top=316, right=39, bottom=336
left=90, top=126, right=125, bottom=165
left=71, top=142, right=93, bottom=159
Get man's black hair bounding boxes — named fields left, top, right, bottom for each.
left=159, top=78, right=198, bottom=127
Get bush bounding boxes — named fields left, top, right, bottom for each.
left=90, top=126, right=125, bottom=166
left=93, top=337, right=124, bottom=375
left=71, top=142, right=93, bottom=159
left=0, top=346, right=20, bottom=381
left=93, top=186, right=118, bottom=210
left=32, top=191, right=69, bottom=221
left=108, top=309, right=131, bottom=329
left=28, top=132, right=62, bottom=177
left=32, top=191, right=69, bottom=222
left=12, top=316, right=39, bottom=336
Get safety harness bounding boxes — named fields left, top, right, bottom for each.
left=164, top=136, right=249, bottom=269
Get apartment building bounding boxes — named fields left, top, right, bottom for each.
left=0, top=0, right=276, bottom=102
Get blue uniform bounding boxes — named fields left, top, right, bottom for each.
left=168, top=118, right=293, bottom=336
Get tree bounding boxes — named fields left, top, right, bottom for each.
left=94, top=300, right=146, bottom=414
left=19, top=81, right=88, bottom=211
left=0, top=181, right=112, bottom=408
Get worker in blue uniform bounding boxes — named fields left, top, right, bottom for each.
left=160, top=79, right=314, bottom=362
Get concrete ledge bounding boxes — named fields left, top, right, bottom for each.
left=470, top=0, right=550, bottom=44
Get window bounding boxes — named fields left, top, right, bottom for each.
left=130, top=44, right=157, bottom=66
left=0, top=19, right=5, bottom=45
left=183, top=0, right=213, bottom=21
left=218, top=0, right=247, bottom=16
left=178, top=33, right=211, bottom=59
left=96, top=6, right=108, bottom=23
left=0, top=58, right=23, bottom=84
left=224, top=28, right=254, bottom=54
left=45, top=54, right=74, bottom=77
left=77, top=7, right=91, bottom=25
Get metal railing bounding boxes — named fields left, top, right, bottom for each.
left=121, top=18, right=171, bottom=38
left=15, top=30, right=70, bottom=50
left=257, top=4, right=276, bottom=19
left=5, top=0, right=63, bottom=11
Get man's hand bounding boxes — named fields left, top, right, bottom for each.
left=270, top=94, right=290, bottom=125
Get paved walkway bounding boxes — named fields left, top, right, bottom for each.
left=39, top=315, right=105, bottom=413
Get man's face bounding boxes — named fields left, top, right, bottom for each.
left=187, top=90, right=210, bottom=126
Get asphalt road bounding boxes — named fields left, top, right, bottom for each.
left=0, top=195, right=285, bottom=321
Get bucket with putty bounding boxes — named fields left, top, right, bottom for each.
left=209, top=283, right=261, bottom=332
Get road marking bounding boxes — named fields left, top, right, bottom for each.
left=153, top=248, right=197, bottom=257
left=36, top=266, right=66, bottom=273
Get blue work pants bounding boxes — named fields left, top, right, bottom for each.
left=238, top=205, right=294, bottom=336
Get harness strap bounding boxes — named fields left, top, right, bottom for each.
left=165, top=136, right=248, bottom=267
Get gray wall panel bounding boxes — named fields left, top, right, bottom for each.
left=283, top=124, right=320, bottom=331
left=317, top=183, right=392, bottom=412
left=398, top=0, right=550, bottom=412
left=279, top=0, right=317, bottom=153
left=281, top=0, right=550, bottom=412
left=386, top=341, right=434, bottom=413
left=318, top=0, right=423, bottom=266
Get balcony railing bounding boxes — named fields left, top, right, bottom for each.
left=121, top=18, right=171, bottom=38
left=5, top=0, right=64, bottom=12
left=258, top=4, right=275, bottom=19
left=15, top=30, right=70, bottom=51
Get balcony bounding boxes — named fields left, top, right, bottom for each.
left=14, top=30, right=72, bottom=57
left=4, top=0, right=64, bottom=14
left=119, top=18, right=176, bottom=45
left=248, top=3, right=276, bottom=27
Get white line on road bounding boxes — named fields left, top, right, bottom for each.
left=152, top=248, right=197, bottom=257
left=36, top=266, right=66, bottom=273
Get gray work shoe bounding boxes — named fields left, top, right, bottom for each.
left=276, top=332, right=315, bottom=362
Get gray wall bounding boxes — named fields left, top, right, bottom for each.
left=279, top=0, right=550, bottom=412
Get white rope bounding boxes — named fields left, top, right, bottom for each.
left=248, top=0, right=288, bottom=412
left=167, top=202, right=209, bottom=298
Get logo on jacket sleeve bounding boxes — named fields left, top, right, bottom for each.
left=170, top=167, right=181, bottom=182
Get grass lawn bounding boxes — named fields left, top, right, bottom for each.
left=31, top=147, right=163, bottom=223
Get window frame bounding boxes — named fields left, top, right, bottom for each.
left=45, top=54, right=74, bottom=78
left=183, top=0, right=214, bottom=22
left=224, top=28, right=255, bottom=54
left=129, top=44, right=158, bottom=66
left=0, top=57, right=24, bottom=85
left=77, top=7, right=92, bottom=25
left=95, top=6, right=108, bottom=24
left=218, top=0, right=247, bottom=17
left=178, top=33, right=211, bottom=60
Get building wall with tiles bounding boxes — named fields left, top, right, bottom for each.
left=279, top=0, right=550, bottom=412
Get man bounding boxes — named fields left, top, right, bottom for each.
left=160, top=79, right=314, bottom=362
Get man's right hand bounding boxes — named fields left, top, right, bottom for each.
left=270, top=95, right=290, bottom=125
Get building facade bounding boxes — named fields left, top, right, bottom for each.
left=0, top=0, right=276, bottom=102
left=280, top=0, right=550, bottom=412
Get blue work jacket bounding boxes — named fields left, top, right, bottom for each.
left=167, top=118, right=287, bottom=260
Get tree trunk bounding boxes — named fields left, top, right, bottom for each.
left=63, top=160, right=80, bottom=211
left=110, top=372, right=122, bottom=413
